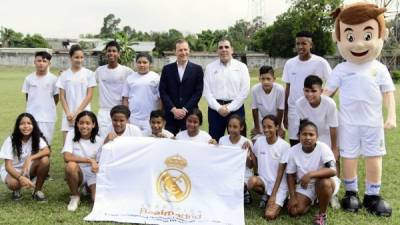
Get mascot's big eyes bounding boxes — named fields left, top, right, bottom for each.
left=364, top=32, right=372, bottom=41
left=346, top=33, right=354, bottom=42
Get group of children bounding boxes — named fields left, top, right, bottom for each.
left=0, top=38, right=393, bottom=225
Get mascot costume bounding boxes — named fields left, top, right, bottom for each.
left=326, top=3, right=397, bottom=217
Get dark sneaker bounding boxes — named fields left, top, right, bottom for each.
left=363, top=195, right=392, bottom=217
left=259, top=194, right=268, bottom=208
left=32, top=190, right=48, bottom=202
left=341, top=191, right=362, bottom=213
left=12, top=190, right=22, bottom=201
left=313, top=213, right=327, bottom=225
left=244, top=190, right=252, bottom=205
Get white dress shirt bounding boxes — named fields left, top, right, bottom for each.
left=177, top=61, right=187, bottom=82
left=203, top=58, right=250, bottom=112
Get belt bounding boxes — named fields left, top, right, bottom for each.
left=217, top=99, right=232, bottom=105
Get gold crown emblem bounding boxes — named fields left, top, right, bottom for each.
left=164, top=154, right=187, bottom=169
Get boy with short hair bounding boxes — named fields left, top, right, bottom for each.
left=95, top=41, right=133, bottom=137
left=146, top=110, right=174, bottom=138
left=22, top=51, right=59, bottom=144
left=251, top=66, right=285, bottom=139
left=103, top=105, right=142, bottom=144
left=282, top=31, right=332, bottom=146
left=295, top=75, right=339, bottom=158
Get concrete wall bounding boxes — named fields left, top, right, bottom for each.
left=0, top=49, right=345, bottom=71
left=0, top=52, right=100, bottom=70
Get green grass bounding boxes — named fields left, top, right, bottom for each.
left=0, top=65, right=398, bottom=225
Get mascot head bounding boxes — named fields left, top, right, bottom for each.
left=331, top=3, right=388, bottom=64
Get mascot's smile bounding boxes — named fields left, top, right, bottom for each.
left=350, top=50, right=368, bottom=57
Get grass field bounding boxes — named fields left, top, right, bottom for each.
left=0, top=65, right=398, bottom=225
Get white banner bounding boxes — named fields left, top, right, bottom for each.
left=84, top=137, right=246, bottom=225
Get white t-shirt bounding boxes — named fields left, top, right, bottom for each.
left=286, top=142, right=336, bottom=185
left=252, top=136, right=290, bottom=194
left=251, top=83, right=285, bottom=127
left=95, top=64, right=133, bottom=109
left=295, top=95, right=338, bottom=147
left=122, top=71, right=160, bottom=121
left=0, top=137, right=47, bottom=170
left=61, top=131, right=103, bottom=168
left=56, top=67, right=97, bottom=114
left=282, top=54, right=331, bottom=113
left=218, top=135, right=252, bottom=148
left=175, top=130, right=212, bottom=143
left=104, top=123, right=143, bottom=138
left=144, top=129, right=174, bottom=138
left=326, top=60, right=395, bottom=127
left=22, top=72, right=59, bottom=122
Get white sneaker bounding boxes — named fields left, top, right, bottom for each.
left=67, top=195, right=80, bottom=211
left=330, top=195, right=341, bottom=210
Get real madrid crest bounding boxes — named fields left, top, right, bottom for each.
left=156, top=154, right=191, bottom=202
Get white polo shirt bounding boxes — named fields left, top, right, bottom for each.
left=175, top=130, right=212, bottom=144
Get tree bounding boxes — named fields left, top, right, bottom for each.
left=22, top=34, right=49, bottom=48
left=151, top=29, right=184, bottom=55
left=0, top=27, right=24, bottom=47
left=114, top=32, right=135, bottom=66
left=100, top=14, right=121, bottom=38
left=252, top=0, right=342, bottom=57
left=228, top=17, right=265, bottom=52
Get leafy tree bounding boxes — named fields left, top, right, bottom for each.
left=0, top=27, right=24, bottom=47
left=100, top=14, right=121, bottom=38
left=22, top=34, right=49, bottom=48
left=114, top=32, right=135, bottom=66
left=252, top=0, right=342, bottom=57
left=228, top=17, right=265, bottom=52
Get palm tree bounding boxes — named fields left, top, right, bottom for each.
left=0, top=27, right=14, bottom=47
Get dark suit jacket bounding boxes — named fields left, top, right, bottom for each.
left=159, top=61, right=204, bottom=114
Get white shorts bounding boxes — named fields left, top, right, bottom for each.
left=80, top=166, right=96, bottom=186
left=287, top=111, right=299, bottom=140
left=38, top=122, right=55, bottom=144
left=259, top=176, right=288, bottom=207
left=61, top=115, right=74, bottom=132
left=339, top=124, right=386, bottom=158
left=130, top=118, right=151, bottom=134
left=244, top=167, right=253, bottom=185
left=296, top=176, right=340, bottom=202
left=98, top=108, right=112, bottom=137
left=0, top=166, right=32, bottom=184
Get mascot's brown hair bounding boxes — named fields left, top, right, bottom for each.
left=331, top=3, right=386, bottom=41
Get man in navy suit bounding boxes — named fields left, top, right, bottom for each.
left=159, top=39, right=204, bottom=135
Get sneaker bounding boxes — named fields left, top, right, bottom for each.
left=330, top=195, right=341, bottom=209
left=32, top=190, right=47, bottom=202
left=313, top=213, right=327, bottom=225
left=81, top=186, right=89, bottom=197
left=11, top=190, right=22, bottom=201
left=244, top=190, right=252, bottom=205
left=341, top=191, right=362, bottom=213
left=259, top=194, right=268, bottom=208
left=45, top=174, right=54, bottom=181
left=363, top=195, right=392, bottom=217
left=67, top=195, right=80, bottom=212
